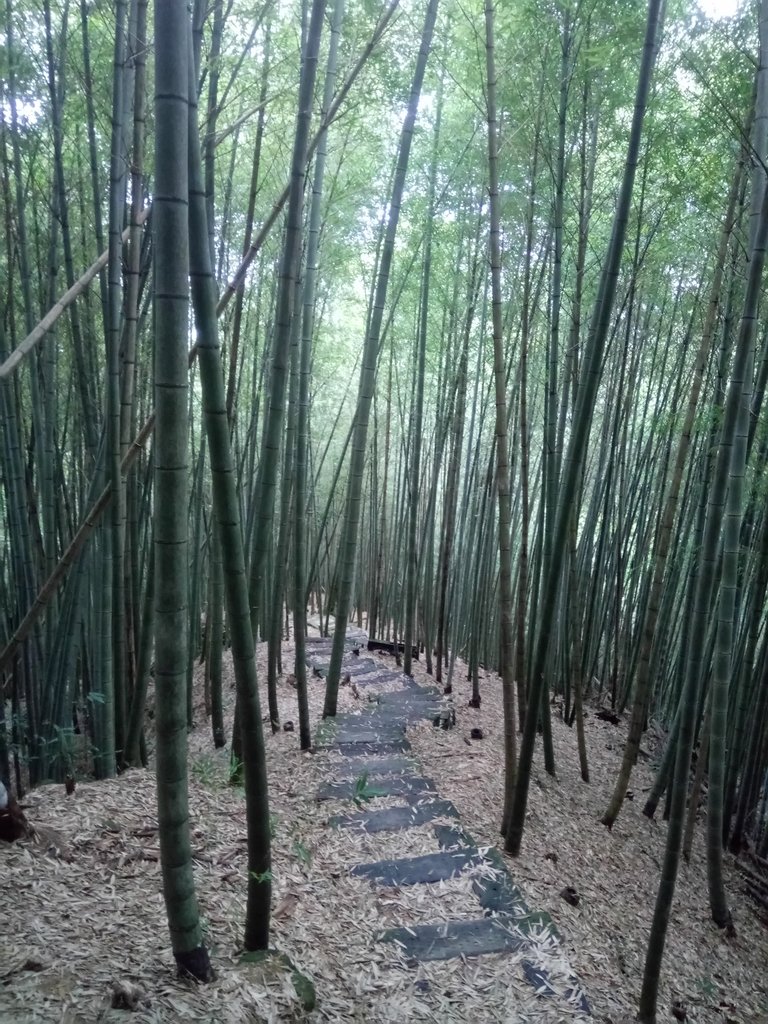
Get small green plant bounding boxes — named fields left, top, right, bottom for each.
left=191, top=755, right=217, bottom=787
left=352, top=770, right=386, bottom=807
left=292, top=837, right=313, bottom=868
left=269, top=813, right=279, bottom=838
left=694, top=975, right=718, bottom=1002
left=228, top=752, right=244, bottom=786
left=249, top=869, right=273, bottom=885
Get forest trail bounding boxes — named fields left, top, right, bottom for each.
left=306, top=624, right=591, bottom=1017
left=3, top=625, right=765, bottom=1023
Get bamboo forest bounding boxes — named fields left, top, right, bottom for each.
left=2, top=0, right=768, bottom=1019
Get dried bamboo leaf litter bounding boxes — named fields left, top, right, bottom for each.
left=1, top=636, right=766, bottom=1023
left=403, top=657, right=768, bottom=1024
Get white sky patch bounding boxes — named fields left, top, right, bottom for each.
left=698, top=0, right=740, bottom=18
left=1, top=97, right=43, bottom=128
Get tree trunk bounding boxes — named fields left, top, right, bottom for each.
left=152, top=0, right=211, bottom=980
left=323, top=0, right=439, bottom=714
left=508, top=0, right=663, bottom=858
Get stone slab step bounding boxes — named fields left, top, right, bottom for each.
left=474, top=872, right=531, bottom=918
left=348, top=663, right=405, bottom=679
left=433, top=823, right=478, bottom=850
left=367, top=639, right=418, bottom=659
left=318, top=775, right=436, bottom=802
left=376, top=687, right=440, bottom=703
left=307, top=659, right=377, bottom=677
left=316, top=717, right=406, bottom=748
left=330, top=798, right=458, bottom=833
left=344, top=659, right=381, bottom=677
left=379, top=917, right=524, bottom=962
left=351, top=678, right=406, bottom=691
left=352, top=846, right=482, bottom=886
left=311, top=659, right=380, bottom=678
left=473, top=846, right=531, bottom=917
left=432, top=824, right=532, bottom=918
left=335, top=727, right=406, bottom=745
left=337, top=740, right=410, bottom=756
left=522, top=960, right=591, bottom=1015
left=333, top=755, right=417, bottom=777
left=370, top=704, right=442, bottom=725
left=373, top=696, right=442, bottom=710
left=305, top=624, right=367, bottom=650
left=304, top=637, right=332, bottom=647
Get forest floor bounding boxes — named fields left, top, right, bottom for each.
left=1, top=625, right=767, bottom=1024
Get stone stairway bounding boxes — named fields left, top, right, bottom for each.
left=306, top=625, right=591, bottom=1016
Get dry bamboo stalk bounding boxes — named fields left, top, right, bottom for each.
left=0, top=208, right=151, bottom=380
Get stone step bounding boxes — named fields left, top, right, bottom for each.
left=379, top=916, right=524, bottom=962
left=474, top=872, right=531, bottom=919
left=349, top=681, right=410, bottom=695
left=376, top=687, right=440, bottom=703
left=334, top=727, right=405, bottom=745
left=311, top=658, right=379, bottom=676
left=370, top=703, right=442, bottom=725
left=367, top=638, right=419, bottom=659
left=308, top=658, right=390, bottom=681
left=333, top=755, right=417, bottom=777
left=337, top=739, right=410, bottom=756
left=352, top=846, right=482, bottom=886
left=522, top=960, right=591, bottom=1015
left=373, top=697, right=441, bottom=710
left=473, top=846, right=532, bottom=918
left=316, top=717, right=406, bottom=749
left=433, top=823, right=476, bottom=850
left=304, top=637, right=366, bottom=656
left=344, top=659, right=380, bottom=677
left=432, top=824, right=533, bottom=918
left=318, top=775, right=436, bottom=802
left=349, top=671, right=405, bottom=687
left=306, top=624, right=368, bottom=649
left=330, top=798, right=458, bottom=833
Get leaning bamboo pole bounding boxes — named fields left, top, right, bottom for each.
left=0, top=0, right=401, bottom=672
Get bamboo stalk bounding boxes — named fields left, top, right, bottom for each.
left=0, top=210, right=150, bottom=380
